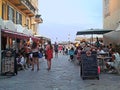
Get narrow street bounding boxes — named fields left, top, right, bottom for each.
left=0, top=53, right=120, bottom=90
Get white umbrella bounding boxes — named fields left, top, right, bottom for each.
left=103, top=30, right=120, bottom=45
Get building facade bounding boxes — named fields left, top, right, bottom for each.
left=0, top=0, right=43, bottom=73
left=0, top=0, right=43, bottom=34
left=103, top=0, right=120, bottom=30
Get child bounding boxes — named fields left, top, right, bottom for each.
left=17, top=53, right=26, bottom=70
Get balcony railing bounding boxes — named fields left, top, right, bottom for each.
left=34, top=14, right=43, bottom=23
left=20, top=0, right=36, bottom=14
left=8, top=0, right=36, bottom=16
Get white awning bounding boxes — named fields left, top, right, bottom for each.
left=103, top=26, right=120, bottom=45
left=0, top=18, right=4, bottom=29
left=15, top=24, right=24, bottom=33
left=28, top=29, right=33, bottom=36
left=23, top=27, right=30, bottom=36
left=3, top=20, right=16, bottom=32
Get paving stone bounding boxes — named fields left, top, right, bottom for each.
left=0, top=53, right=120, bottom=90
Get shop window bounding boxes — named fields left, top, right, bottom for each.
left=16, top=11, right=22, bottom=25
left=7, top=5, right=15, bottom=23
left=26, top=19, right=29, bottom=29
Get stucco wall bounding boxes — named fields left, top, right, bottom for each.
left=103, top=0, right=120, bottom=30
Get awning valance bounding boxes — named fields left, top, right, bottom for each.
left=31, top=37, right=41, bottom=42
left=2, top=29, right=30, bottom=39
left=2, top=29, right=41, bottom=42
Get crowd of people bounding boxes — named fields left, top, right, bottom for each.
left=66, top=42, right=120, bottom=74
left=15, top=39, right=120, bottom=74
left=15, top=41, right=53, bottom=71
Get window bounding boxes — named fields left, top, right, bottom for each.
left=26, top=19, right=29, bottom=29
left=16, top=11, right=22, bottom=25
left=2, top=3, right=6, bottom=19
left=8, top=5, right=15, bottom=22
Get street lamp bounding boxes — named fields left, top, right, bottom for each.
left=90, top=28, right=93, bottom=45
left=68, top=33, right=70, bottom=44
left=56, top=37, right=58, bottom=42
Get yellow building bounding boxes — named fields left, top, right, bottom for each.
left=103, top=0, right=120, bottom=30
left=0, top=0, right=43, bottom=73
left=0, top=0, right=43, bottom=34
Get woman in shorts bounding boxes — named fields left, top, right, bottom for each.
left=31, top=42, right=39, bottom=71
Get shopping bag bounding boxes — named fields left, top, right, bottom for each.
left=38, top=52, right=43, bottom=58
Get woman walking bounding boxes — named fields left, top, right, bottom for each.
left=31, top=42, right=39, bottom=71
left=45, top=41, right=53, bottom=71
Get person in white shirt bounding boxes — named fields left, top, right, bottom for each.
left=17, top=53, right=26, bottom=70
left=106, top=48, right=120, bottom=73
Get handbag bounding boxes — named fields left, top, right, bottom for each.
left=38, top=52, right=43, bottom=58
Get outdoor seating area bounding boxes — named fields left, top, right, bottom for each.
left=76, top=28, right=120, bottom=75
left=97, top=52, right=112, bottom=72
left=67, top=41, right=120, bottom=77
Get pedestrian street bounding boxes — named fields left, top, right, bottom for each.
left=0, top=53, right=120, bottom=90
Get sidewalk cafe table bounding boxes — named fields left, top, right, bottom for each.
left=97, top=56, right=112, bottom=72
left=97, top=52, right=109, bottom=56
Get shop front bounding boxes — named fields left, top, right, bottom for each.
left=0, top=19, right=41, bottom=75
left=1, top=29, right=30, bottom=76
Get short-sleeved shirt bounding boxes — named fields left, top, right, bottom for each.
left=54, top=44, right=58, bottom=52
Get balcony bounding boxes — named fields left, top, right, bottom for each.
left=34, top=14, right=43, bottom=23
left=8, top=0, right=36, bottom=17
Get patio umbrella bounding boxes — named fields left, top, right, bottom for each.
left=103, top=30, right=120, bottom=45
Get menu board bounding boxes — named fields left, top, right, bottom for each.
left=80, top=52, right=99, bottom=80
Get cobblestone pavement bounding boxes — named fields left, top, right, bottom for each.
left=0, top=53, right=120, bottom=90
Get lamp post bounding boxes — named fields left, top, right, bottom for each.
left=91, top=28, right=93, bottom=45
left=68, top=33, right=70, bottom=44
left=56, top=37, right=58, bottom=42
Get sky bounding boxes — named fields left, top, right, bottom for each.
left=38, top=0, right=103, bottom=43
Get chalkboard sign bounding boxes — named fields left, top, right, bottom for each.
left=80, top=51, right=99, bottom=80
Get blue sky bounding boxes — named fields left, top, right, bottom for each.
left=38, top=0, right=103, bottom=43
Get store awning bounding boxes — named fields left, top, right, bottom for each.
left=2, top=29, right=30, bottom=39
left=76, top=29, right=113, bottom=35
left=3, top=20, right=16, bottom=32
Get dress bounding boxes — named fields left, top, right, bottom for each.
left=46, top=45, right=53, bottom=60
